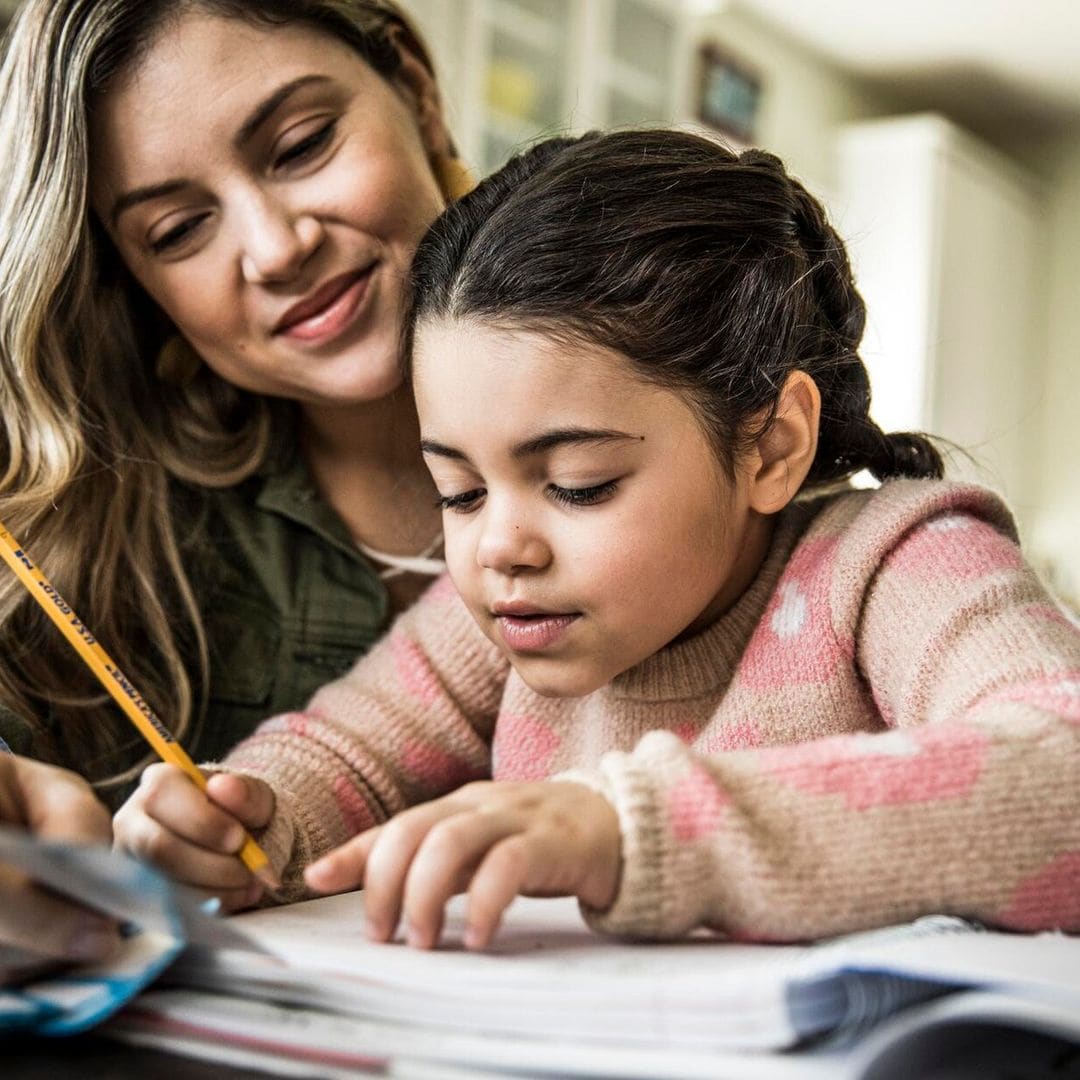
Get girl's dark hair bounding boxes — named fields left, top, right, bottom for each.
left=405, top=130, right=943, bottom=487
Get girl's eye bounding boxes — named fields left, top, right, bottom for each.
left=274, top=120, right=337, bottom=170
left=436, top=489, right=485, bottom=514
left=548, top=480, right=619, bottom=507
left=150, top=213, right=211, bottom=254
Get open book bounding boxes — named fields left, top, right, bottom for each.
left=2, top=830, right=1078, bottom=1078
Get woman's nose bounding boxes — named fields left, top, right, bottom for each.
left=239, top=194, right=323, bottom=284
left=476, top=505, right=551, bottom=576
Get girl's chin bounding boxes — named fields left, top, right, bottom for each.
left=505, top=659, right=612, bottom=701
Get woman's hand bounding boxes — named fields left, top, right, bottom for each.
left=0, top=754, right=118, bottom=974
left=113, top=764, right=275, bottom=911
left=305, top=780, right=622, bottom=950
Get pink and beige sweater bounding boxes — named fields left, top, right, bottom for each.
left=223, top=479, right=1080, bottom=941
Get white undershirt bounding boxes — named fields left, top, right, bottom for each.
left=355, top=533, right=446, bottom=581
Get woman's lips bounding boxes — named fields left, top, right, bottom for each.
left=275, top=267, right=374, bottom=343
left=495, top=613, right=580, bottom=653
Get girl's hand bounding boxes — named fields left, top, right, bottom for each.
left=113, top=764, right=275, bottom=911
left=0, top=754, right=119, bottom=975
left=304, top=780, right=621, bottom=950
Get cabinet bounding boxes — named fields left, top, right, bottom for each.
left=409, top=0, right=695, bottom=174
left=837, top=115, right=1045, bottom=512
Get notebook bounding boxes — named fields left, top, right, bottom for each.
left=2, top=829, right=1078, bottom=1078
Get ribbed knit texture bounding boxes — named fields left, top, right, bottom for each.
left=221, top=479, right=1080, bottom=940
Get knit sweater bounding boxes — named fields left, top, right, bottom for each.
left=223, top=479, right=1080, bottom=941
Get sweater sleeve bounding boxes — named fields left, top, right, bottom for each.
left=571, top=502, right=1080, bottom=941
left=218, top=576, right=510, bottom=896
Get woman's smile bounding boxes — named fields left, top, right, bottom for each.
left=90, top=13, right=448, bottom=406
left=274, top=265, right=376, bottom=345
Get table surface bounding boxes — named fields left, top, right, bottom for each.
left=9, top=1036, right=280, bottom=1079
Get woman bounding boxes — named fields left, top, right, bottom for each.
left=0, top=0, right=469, bottom=810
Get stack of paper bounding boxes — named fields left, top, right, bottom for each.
left=2, top=830, right=1078, bottom=1079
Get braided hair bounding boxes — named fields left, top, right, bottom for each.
left=405, top=130, right=943, bottom=486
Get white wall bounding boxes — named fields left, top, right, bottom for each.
left=1026, top=136, right=1080, bottom=606
left=689, top=6, right=895, bottom=197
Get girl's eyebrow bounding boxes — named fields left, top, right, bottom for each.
left=109, top=74, right=331, bottom=226
left=421, top=428, right=641, bottom=463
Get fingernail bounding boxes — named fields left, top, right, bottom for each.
left=405, top=923, right=425, bottom=949
left=464, top=926, right=484, bottom=950
left=225, top=826, right=246, bottom=851
left=68, top=923, right=119, bottom=962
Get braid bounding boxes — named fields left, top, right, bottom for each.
left=778, top=160, right=944, bottom=483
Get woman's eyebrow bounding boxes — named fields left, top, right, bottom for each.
left=110, top=74, right=332, bottom=225
left=111, top=179, right=188, bottom=226
left=234, top=74, right=332, bottom=148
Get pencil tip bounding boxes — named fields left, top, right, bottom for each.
left=254, top=864, right=283, bottom=892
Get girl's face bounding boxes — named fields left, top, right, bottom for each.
left=90, top=13, right=448, bottom=406
left=414, top=320, right=770, bottom=698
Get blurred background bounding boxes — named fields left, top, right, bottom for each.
left=2, top=0, right=1077, bottom=610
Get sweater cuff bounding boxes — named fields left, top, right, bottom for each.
left=556, top=754, right=670, bottom=939
left=557, top=731, right=718, bottom=939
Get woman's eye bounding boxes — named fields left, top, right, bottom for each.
left=548, top=480, right=619, bottom=507
left=436, top=489, right=485, bottom=514
left=274, top=120, right=336, bottom=169
left=150, top=213, right=210, bottom=254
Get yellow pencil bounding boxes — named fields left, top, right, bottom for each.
left=0, top=520, right=280, bottom=890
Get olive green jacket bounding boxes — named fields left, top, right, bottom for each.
left=0, top=449, right=390, bottom=809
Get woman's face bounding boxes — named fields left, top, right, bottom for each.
left=90, top=12, right=449, bottom=406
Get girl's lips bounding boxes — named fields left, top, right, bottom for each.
left=275, top=268, right=374, bottom=344
left=495, top=613, right=580, bottom=654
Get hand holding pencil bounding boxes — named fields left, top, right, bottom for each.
left=0, top=521, right=280, bottom=896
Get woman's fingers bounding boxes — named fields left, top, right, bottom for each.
left=0, top=754, right=111, bottom=844
left=0, top=864, right=119, bottom=968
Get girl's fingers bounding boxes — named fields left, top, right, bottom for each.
left=116, top=811, right=254, bottom=891
left=400, top=812, right=520, bottom=949
left=210, top=878, right=265, bottom=914
left=464, top=835, right=535, bottom=950
left=361, top=800, right=477, bottom=942
left=205, top=773, right=275, bottom=832
left=304, top=828, right=382, bottom=894
left=116, top=764, right=245, bottom=854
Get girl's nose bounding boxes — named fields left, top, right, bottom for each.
left=239, top=195, right=323, bottom=284
left=476, top=506, right=551, bottom=576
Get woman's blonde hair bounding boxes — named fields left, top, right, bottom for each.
left=0, top=0, right=442, bottom=790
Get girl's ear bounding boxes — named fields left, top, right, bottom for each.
left=747, top=371, right=821, bottom=515
left=388, top=25, right=455, bottom=167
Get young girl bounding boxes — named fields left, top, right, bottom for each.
left=117, top=130, right=1080, bottom=947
